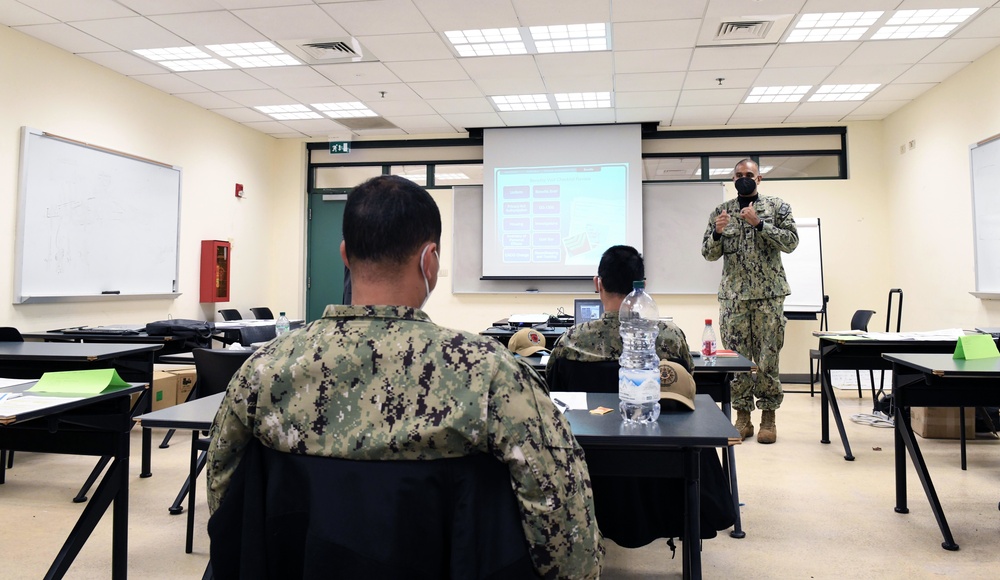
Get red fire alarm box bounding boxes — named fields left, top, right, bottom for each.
left=200, top=240, right=231, bottom=303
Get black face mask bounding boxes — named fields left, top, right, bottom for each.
left=735, top=177, right=757, bottom=196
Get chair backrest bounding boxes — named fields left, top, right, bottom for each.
left=218, top=309, right=242, bottom=321
left=850, top=309, right=877, bottom=332
left=546, top=357, right=620, bottom=393
left=249, top=307, right=274, bottom=320
left=0, top=327, right=24, bottom=342
left=239, top=325, right=277, bottom=346
left=208, top=440, right=536, bottom=579
left=192, top=348, right=254, bottom=399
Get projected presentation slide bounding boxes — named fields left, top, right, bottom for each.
left=494, top=163, right=627, bottom=268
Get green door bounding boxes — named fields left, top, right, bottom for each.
left=306, top=192, right=348, bottom=322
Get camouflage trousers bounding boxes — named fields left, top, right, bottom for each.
left=720, top=297, right=785, bottom=412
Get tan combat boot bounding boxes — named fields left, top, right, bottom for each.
left=734, top=410, right=754, bottom=441
left=758, top=410, right=776, bottom=444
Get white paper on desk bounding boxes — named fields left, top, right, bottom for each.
left=539, top=354, right=550, bottom=366
left=0, top=395, right=83, bottom=419
left=0, top=377, right=33, bottom=389
left=862, top=329, right=966, bottom=341
left=550, top=392, right=589, bottom=411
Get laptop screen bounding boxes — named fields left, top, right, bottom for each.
left=574, top=299, right=604, bottom=324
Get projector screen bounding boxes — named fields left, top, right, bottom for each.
left=482, top=124, right=643, bottom=279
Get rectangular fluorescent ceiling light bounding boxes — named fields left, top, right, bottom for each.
left=872, top=8, right=978, bottom=39
left=255, top=104, right=322, bottom=120
left=744, top=86, right=811, bottom=103
left=205, top=41, right=301, bottom=67
left=135, top=42, right=299, bottom=70
left=530, top=23, right=608, bottom=53
left=445, top=28, right=526, bottom=57
left=312, top=102, right=377, bottom=118
left=491, top=94, right=550, bottom=111
left=554, top=92, right=611, bottom=109
left=808, top=84, right=880, bottom=101
left=786, top=11, right=883, bottom=42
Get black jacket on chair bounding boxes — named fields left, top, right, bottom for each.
left=208, top=440, right=539, bottom=580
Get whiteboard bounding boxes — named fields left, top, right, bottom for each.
left=14, top=128, right=182, bottom=303
left=970, top=135, right=1000, bottom=296
left=452, top=182, right=723, bottom=294
left=782, top=218, right=825, bottom=313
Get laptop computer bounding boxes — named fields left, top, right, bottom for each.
left=574, top=299, right=603, bottom=324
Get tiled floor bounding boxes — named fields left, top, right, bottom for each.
left=1, top=388, right=997, bottom=579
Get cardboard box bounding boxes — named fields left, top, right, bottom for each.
left=911, top=407, right=975, bottom=440
left=171, top=368, right=198, bottom=404
left=151, top=370, right=178, bottom=411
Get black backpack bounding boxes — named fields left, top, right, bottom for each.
left=145, top=319, right=214, bottom=350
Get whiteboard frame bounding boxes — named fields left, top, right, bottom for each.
left=13, top=127, right=183, bottom=304
left=970, top=133, right=1000, bottom=297
left=782, top=218, right=825, bottom=314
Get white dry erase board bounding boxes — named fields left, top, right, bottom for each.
left=782, top=218, right=825, bottom=314
left=14, top=128, right=182, bottom=303
left=970, top=134, right=1000, bottom=298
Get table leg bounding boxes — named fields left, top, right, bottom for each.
left=683, top=449, right=702, bottom=580
left=186, top=431, right=199, bottom=554
left=821, top=367, right=854, bottom=460
left=720, top=400, right=745, bottom=539
left=820, top=366, right=830, bottom=444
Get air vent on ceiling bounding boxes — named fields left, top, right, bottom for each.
left=300, top=41, right=359, bottom=60
left=277, top=37, right=374, bottom=64
left=696, top=14, right=793, bottom=46
left=716, top=20, right=774, bottom=41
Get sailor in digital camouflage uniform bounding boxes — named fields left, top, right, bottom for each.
left=546, top=245, right=694, bottom=376
left=206, top=175, right=602, bottom=580
left=702, top=158, right=798, bottom=444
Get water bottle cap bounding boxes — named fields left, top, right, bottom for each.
left=280, top=312, right=286, bottom=316
left=705, top=318, right=712, bottom=325
left=632, top=280, right=645, bottom=289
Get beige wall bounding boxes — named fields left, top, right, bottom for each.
left=0, top=26, right=306, bottom=333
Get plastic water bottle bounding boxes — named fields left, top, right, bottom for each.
left=618, top=280, right=661, bottom=424
left=702, top=318, right=717, bottom=365
left=275, top=311, right=290, bottom=336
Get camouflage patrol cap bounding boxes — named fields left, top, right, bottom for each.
left=508, top=328, right=547, bottom=356
left=659, top=359, right=696, bottom=411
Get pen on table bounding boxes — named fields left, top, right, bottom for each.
left=0, top=392, right=22, bottom=402
left=553, top=398, right=568, bottom=410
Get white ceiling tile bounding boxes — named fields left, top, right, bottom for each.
left=689, top=45, right=776, bottom=71
left=426, top=97, right=495, bottom=114
left=670, top=104, right=737, bottom=126
left=359, top=33, right=454, bottom=62
left=459, top=55, right=541, bottom=81
left=345, top=83, right=422, bottom=101
left=313, top=61, right=401, bottom=85
left=535, top=52, right=613, bottom=78
left=117, top=1, right=228, bottom=16
left=278, top=117, right=350, bottom=134
left=953, top=7, right=1000, bottom=39
left=80, top=51, right=164, bottom=76
left=787, top=101, right=862, bottom=117
left=149, top=11, right=264, bottom=45
left=215, top=88, right=295, bottom=107
left=921, top=38, right=1000, bottom=64
left=704, top=0, right=809, bottom=17
left=615, top=49, right=693, bottom=74
left=0, top=0, right=57, bottom=26
left=498, top=110, right=560, bottom=126
left=842, top=39, right=943, bottom=66
left=282, top=86, right=358, bottom=104
left=382, top=114, right=458, bottom=133
left=476, top=77, right=547, bottom=95
left=131, top=73, right=209, bottom=93
left=409, top=80, right=486, bottom=99
left=70, top=17, right=189, bottom=51
left=683, top=69, right=759, bottom=90
left=14, top=23, right=117, bottom=53
left=822, top=64, right=909, bottom=84
left=730, top=102, right=799, bottom=120
left=175, top=91, right=243, bottom=109
left=766, top=42, right=859, bottom=68
left=18, top=0, right=136, bottom=21
left=616, top=107, right=674, bottom=124
left=211, top=107, right=272, bottom=123
left=613, top=0, right=707, bottom=22
left=218, top=1, right=314, bottom=11
left=543, top=74, right=613, bottom=93
left=555, top=109, right=617, bottom=125
left=847, top=99, right=907, bottom=116
left=842, top=114, right=886, bottom=121
left=319, top=0, right=431, bottom=36
left=232, top=5, right=348, bottom=41
left=616, top=72, right=686, bottom=92
left=868, top=83, right=935, bottom=101
left=385, top=60, right=469, bottom=83
left=753, top=66, right=833, bottom=86
left=244, top=66, right=332, bottom=89
left=408, top=0, right=518, bottom=30
left=799, top=0, right=896, bottom=12
left=614, top=20, right=702, bottom=51
left=440, top=111, right=505, bottom=128
left=781, top=112, right=850, bottom=122
left=678, top=88, right=748, bottom=107
left=368, top=100, right=437, bottom=116
left=242, top=120, right=305, bottom=135
left=176, top=69, right=270, bottom=91
left=727, top=115, right=793, bottom=125
left=893, top=62, right=969, bottom=83
left=511, top=0, right=611, bottom=25
left=616, top=91, right=680, bottom=108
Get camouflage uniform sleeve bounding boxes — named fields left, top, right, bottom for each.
left=205, top=363, right=258, bottom=514
left=761, top=199, right=799, bottom=253
left=657, top=321, right=695, bottom=372
left=487, top=351, right=604, bottom=579
left=702, top=207, right=724, bottom=262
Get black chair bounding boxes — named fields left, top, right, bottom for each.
left=168, top=348, right=254, bottom=553
left=208, top=439, right=537, bottom=579
left=846, top=309, right=878, bottom=399
left=0, top=327, right=23, bottom=483
left=807, top=295, right=830, bottom=397
left=218, top=309, right=242, bottom=321
left=239, top=325, right=277, bottom=346
left=545, top=357, right=619, bottom=393
left=249, top=307, right=274, bottom=320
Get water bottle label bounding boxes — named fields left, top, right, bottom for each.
left=702, top=339, right=716, bottom=357
left=618, top=369, right=660, bottom=404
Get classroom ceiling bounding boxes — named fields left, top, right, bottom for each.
left=3, top=0, right=1000, bottom=139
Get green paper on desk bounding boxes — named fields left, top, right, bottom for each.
left=953, top=334, right=1000, bottom=360
left=28, top=368, right=131, bottom=394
